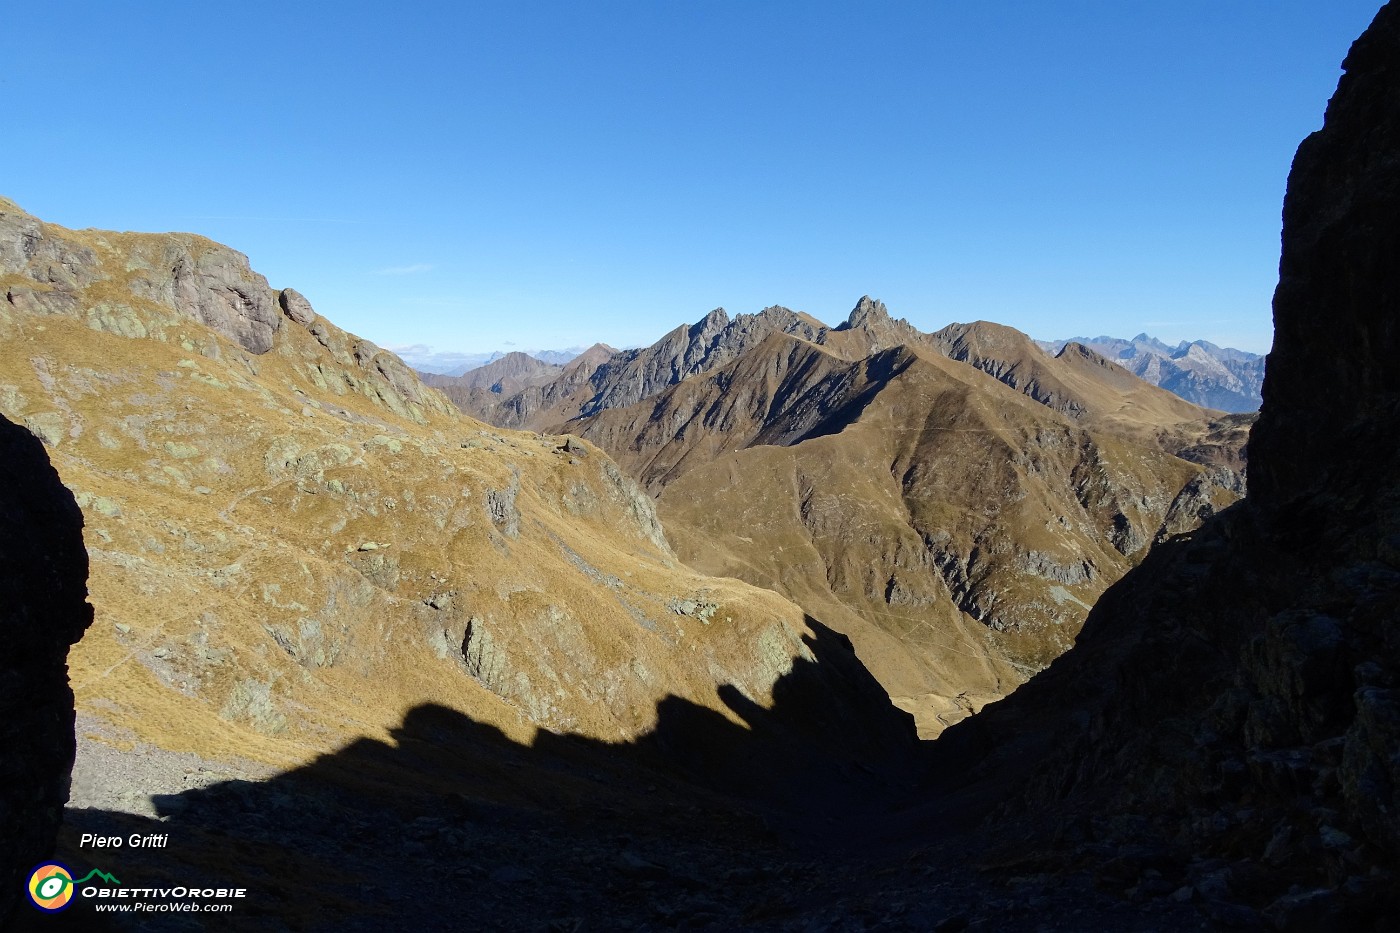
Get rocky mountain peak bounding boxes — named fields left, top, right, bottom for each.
left=839, top=295, right=891, bottom=330
left=1055, top=340, right=1116, bottom=368
left=565, top=342, right=618, bottom=370
left=689, top=306, right=730, bottom=338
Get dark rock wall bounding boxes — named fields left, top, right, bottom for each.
left=1251, top=4, right=1400, bottom=514
left=0, top=416, right=93, bottom=921
left=938, top=3, right=1400, bottom=923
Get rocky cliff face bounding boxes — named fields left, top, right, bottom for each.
left=580, top=304, right=829, bottom=418
left=1, top=201, right=282, bottom=355
left=940, top=5, right=1400, bottom=925
left=0, top=415, right=92, bottom=922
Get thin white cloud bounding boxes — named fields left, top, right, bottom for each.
left=386, top=344, right=505, bottom=375
left=373, top=263, right=434, bottom=276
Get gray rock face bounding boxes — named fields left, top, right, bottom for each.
left=279, top=287, right=318, bottom=327
left=166, top=246, right=282, bottom=354
left=485, top=472, right=521, bottom=539
left=0, top=207, right=100, bottom=318
left=577, top=301, right=913, bottom=420
left=0, top=415, right=93, bottom=923
left=0, top=199, right=284, bottom=355
left=828, top=295, right=927, bottom=353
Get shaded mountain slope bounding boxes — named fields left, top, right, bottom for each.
left=451, top=298, right=918, bottom=431
left=0, top=197, right=913, bottom=787
left=931, top=4, right=1400, bottom=924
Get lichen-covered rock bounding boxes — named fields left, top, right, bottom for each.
left=485, top=473, right=521, bottom=539
left=0, top=415, right=93, bottom=922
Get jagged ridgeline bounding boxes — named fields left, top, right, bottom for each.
left=0, top=196, right=913, bottom=779
left=447, top=295, right=1251, bottom=734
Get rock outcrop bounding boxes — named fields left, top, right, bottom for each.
left=0, top=199, right=282, bottom=354
left=0, top=415, right=92, bottom=922
left=0, top=198, right=455, bottom=425
left=940, top=4, right=1400, bottom=923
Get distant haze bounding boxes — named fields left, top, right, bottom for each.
left=399, top=346, right=588, bottom=376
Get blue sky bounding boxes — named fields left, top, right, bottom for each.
left=3, top=2, right=1381, bottom=363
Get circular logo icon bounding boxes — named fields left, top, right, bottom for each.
left=27, top=862, right=75, bottom=912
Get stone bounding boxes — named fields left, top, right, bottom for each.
left=279, top=287, right=318, bottom=327
left=461, top=616, right=508, bottom=696
left=932, top=7, right=1400, bottom=919
left=168, top=247, right=283, bottom=355
left=485, top=473, right=521, bottom=539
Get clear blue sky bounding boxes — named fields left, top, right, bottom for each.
left=3, top=2, right=1382, bottom=365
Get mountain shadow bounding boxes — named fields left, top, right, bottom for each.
left=34, top=620, right=926, bottom=931
left=30, top=614, right=1208, bottom=932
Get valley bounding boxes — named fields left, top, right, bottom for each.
left=4, top=4, right=1400, bottom=929
left=445, top=297, right=1248, bottom=734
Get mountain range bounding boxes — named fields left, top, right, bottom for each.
left=424, top=327, right=1265, bottom=415
left=437, top=296, right=1251, bottom=733
left=1038, top=332, right=1266, bottom=412
left=404, top=346, right=589, bottom=377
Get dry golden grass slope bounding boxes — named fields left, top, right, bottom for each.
left=563, top=315, right=1249, bottom=736
left=0, top=196, right=904, bottom=773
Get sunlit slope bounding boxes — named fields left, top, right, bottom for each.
left=0, top=196, right=904, bottom=770
left=567, top=325, right=1245, bottom=736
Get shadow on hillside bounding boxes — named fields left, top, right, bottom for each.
left=32, top=620, right=934, bottom=932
